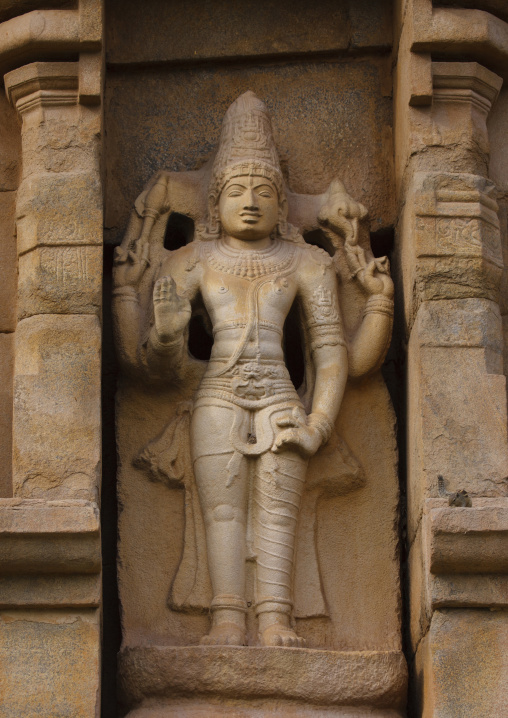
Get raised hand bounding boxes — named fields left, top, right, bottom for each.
left=113, top=240, right=150, bottom=289
left=344, top=243, right=394, bottom=299
left=153, top=276, right=192, bottom=343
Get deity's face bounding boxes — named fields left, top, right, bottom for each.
left=218, top=174, right=280, bottom=242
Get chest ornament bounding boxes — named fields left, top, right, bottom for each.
left=202, top=238, right=296, bottom=280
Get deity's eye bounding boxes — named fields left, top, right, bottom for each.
left=255, top=184, right=275, bottom=198
left=225, top=185, right=245, bottom=197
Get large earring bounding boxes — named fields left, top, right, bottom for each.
left=277, top=213, right=288, bottom=238
left=207, top=202, right=221, bottom=238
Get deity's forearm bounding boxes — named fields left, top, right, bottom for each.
left=112, top=286, right=143, bottom=374
left=146, top=325, right=187, bottom=379
left=308, top=344, right=348, bottom=440
left=348, top=295, right=394, bottom=378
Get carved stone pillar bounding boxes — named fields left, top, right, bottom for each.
left=0, top=2, right=104, bottom=716
left=394, top=1, right=508, bottom=715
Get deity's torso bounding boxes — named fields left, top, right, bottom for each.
left=199, top=238, right=300, bottom=364
left=157, top=236, right=341, bottom=389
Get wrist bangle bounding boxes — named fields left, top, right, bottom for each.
left=308, top=412, right=333, bottom=444
left=363, top=294, right=393, bottom=318
left=150, top=328, right=184, bottom=353
left=112, top=286, right=138, bottom=300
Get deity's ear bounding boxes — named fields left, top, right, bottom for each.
left=206, top=194, right=221, bottom=237
left=277, top=196, right=289, bottom=237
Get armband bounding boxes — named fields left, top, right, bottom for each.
left=307, top=324, right=346, bottom=353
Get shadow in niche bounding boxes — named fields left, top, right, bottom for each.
left=164, top=211, right=195, bottom=251
left=101, top=244, right=122, bottom=717
left=284, top=301, right=305, bottom=390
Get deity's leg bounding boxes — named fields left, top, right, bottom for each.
left=191, top=401, right=249, bottom=645
left=253, top=447, right=308, bottom=647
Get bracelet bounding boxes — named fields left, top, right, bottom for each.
left=308, top=411, right=334, bottom=444
left=150, top=327, right=184, bottom=354
left=363, top=294, right=394, bottom=318
left=112, top=286, right=138, bottom=300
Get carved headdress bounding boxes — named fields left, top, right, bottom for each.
left=209, top=91, right=285, bottom=205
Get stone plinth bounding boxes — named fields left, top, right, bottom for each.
left=119, top=646, right=407, bottom=717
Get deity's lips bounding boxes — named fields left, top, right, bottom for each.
left=240, top=212, right=262, bottom=223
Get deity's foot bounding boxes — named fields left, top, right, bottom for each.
left=200, top=622, right=246, bottom=646
left=259, top=623, right=306, bottom=648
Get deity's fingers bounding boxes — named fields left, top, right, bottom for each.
left=345, top=243, right=366, bottom=279
left=271, top=428, right=298, bottom=453
left=374, top=256, right=390, bottom=274
left=275, top=416, right=300, bottom=429
left=140, top=242, right=150, bottom=267
left=364, top=261, right=377, bottom=278
left=113, top=245, right=128, bottom=265
left=153, top=277, right=170, bottom=302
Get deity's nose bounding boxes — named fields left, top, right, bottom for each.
left=244, top=188, right=259, bottom=209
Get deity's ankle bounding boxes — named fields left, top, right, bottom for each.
left=206, top=594, right=247, bottom=638
left=255, top=597, right=292, bottom=633
left=256, top=597, right=305, bottom=647
left=257, top=610, right=290, bottom=634
left=212, top=608, right=246, bottom=629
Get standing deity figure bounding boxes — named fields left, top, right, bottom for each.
left=113, top=92, right=394, bottom=647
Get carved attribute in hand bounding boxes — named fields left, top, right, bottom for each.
left=113, top=92, right=394, bottom=647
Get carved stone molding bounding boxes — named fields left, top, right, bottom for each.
left=0, top=499, right=101, bottom=609
left=4, top=60, right=79, bottom=113
left=412, top=6, right=508, bottom=81
left=0, top=4, right=101, bottom=73
left=397, top=171, right=505, bottom=329
left=403, top=0, right=508, bottom=107
left=432, top=61, right=502, bottom=113
left=412, top=499, right=508, bottom=621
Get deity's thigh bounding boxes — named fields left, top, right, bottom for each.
left=190, top=401, right=249, bottom=515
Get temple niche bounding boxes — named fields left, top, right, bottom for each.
left=109, top=3, right=405, bottom=713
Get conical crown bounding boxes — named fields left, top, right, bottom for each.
left=210, top=91, right=284, bottom=200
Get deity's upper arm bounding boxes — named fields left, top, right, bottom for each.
left=156, top=242, right=202, bottom=300
left=296, top=245, right=346, bottom=353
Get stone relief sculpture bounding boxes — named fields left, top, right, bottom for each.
left=113, top=92, right=394, bottom=647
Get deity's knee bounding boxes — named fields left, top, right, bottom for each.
left=210, top=503, right=245, bottom=524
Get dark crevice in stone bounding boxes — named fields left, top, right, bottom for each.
left=105, top=46, right=393, bottom=76
left=163, top=212, right=195, bottom=252
left=101, top=243, right=121, bottom=718
left=370, top=226, right=394, bottom=258
left=304, top=228, right=336, bottom=257
left=380, top=237, right=411, bottom=718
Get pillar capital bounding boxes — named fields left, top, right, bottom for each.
left=4, top=61, right=79, bottom=116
